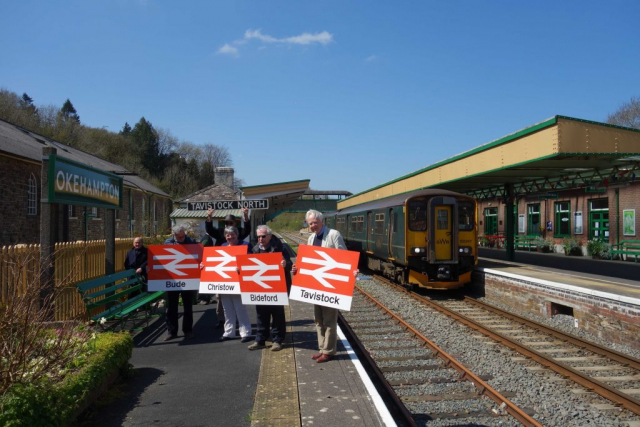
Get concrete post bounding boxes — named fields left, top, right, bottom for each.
left=105, top=208, right=115, bottom=275
left=40, top=147, right=57, bottom=309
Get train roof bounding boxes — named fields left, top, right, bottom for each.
left=333, top=188, right=473, bottom=216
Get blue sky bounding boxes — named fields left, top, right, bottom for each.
left=1, top=1, right=639, bottom=194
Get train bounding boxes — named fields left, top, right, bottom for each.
left=323, top=189, right=477, bottom=290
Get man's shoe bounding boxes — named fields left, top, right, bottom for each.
left=311, top=352, right=323, bottom=360
left=248, top=342, right=266, bottom=350
left=316, top=354, right=333, bottom=363
left=213, top=321, right=223, bottom=329
left=219, top=336, right=234, bottom=342
left=240, top=336, right=253, bottom=343
left=163, top=334, right=177, bottom=342
left=270, top=342, right=282, bottom=352
left=185, top=332, right=195, bottom=339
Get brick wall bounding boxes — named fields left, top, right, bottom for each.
left=0, top=154, right=172, bottom=246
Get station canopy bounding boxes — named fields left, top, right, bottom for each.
left=241, top=179, right=310, bottom=220
left=338, top=116, right=640, bottom=209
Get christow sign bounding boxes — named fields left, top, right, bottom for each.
left=187, top=200, right=269, bottom=211
left=48, top=155, right=123, bottom=209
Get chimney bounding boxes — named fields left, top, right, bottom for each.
left=214, top=167, right=234, bottom=188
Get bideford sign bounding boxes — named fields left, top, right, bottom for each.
left=48, top=155, right=123, bottom=209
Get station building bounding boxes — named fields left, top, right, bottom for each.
left=339, top=116, right=640, bottom=253
left=0, top=118, right=172, bottom=246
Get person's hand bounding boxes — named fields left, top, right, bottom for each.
left=207, top=208, right=214, bottom=220
left=200, top=262, right=204, bottom=270
left=135, top=267, right=142, bottom=274
left=281, top=260, right=286, bottom=268
left=353, top=269, right=359, bottom=278
left=291, top=264, right=297, bottom=275
left=242, top=208, right=249, bottom=220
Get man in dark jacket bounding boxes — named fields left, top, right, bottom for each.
left=163, top=225, right=197, bottom=341
left=205, top=208, right=251, bottom=245
left=247, top=225, right=292, bottom=352
left=124, top=237, right=148, bottom=297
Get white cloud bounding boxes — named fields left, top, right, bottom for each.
left=244, top=29, right=333, bottom=46
left=365, top=55, right=377, bottom=62
left=218, top=44, right=239, bottom=56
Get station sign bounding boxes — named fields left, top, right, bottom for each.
left=199, top=246, right=247, bottom=294
left=537, top=192, right=558, bottom=200
left=585, top=186, right=607, bottom=194
left=290, top=245, right=359, bottom=311
left=237, top=253, right=288, bottom=306
left=187, top=200, right=269, bottom=211
left=147, top=244, right=203, bottom=291
left=48, top=155, right=123, bottom=209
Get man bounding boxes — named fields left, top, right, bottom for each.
left=292, top=209, right=355, bottom=363
left=163, top=225, right=197, bottom=341
left=204, top=207, right=250, bottom=325
left=124, top=237, right=148, bottom=296
left=247, top=225, right=291, bottom=352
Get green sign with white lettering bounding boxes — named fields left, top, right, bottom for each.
left=47, top=155, right=123, bottom=209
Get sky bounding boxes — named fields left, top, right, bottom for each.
left=1, top=1, right=639, bottom=195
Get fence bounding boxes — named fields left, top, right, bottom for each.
left=1, top=239, right=133, bottom=320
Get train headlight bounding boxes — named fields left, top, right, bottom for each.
left=458, top=246, right=472, bottom=254
left=411, top=247, right=426, bottom=254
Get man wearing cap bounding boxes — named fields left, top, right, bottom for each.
left=204, top=207, right=250, bottom=326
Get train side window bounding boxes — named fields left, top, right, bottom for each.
left=458, top=202, right=475, bottom=231
left=375, top=213, right=385, bottom=234
left=357, top=215, right=364, bottom=233
left=408, top=200, right=427, bottom=231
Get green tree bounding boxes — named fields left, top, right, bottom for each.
left=607, top=96, right=640, bottom=129
left=60, top=99, right=80, bottom=123
left=120, top=122, right=132, bottom=136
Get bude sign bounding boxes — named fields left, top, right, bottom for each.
left=199, top=246, right=248, bottom=294
left=148, top=245, right=203, bottom=291
left=290, top=245, right=359, bottom=311
left=237, top=253, right=288, bottom=306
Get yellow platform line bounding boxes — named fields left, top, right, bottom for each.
left=251, top=306, right=301, bottom=427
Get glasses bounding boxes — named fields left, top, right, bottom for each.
left=257, top=235, right=269, bottom=239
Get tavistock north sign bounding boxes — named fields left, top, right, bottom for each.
left=186, top=200, right=269, bottom=211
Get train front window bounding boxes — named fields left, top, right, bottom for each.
left=408, top=200, right=427, bottom=231
left=458, top=202, right=475, bottom=231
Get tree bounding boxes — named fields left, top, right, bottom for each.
left=120, top=122, right=132, bottom=136
left=607, top=96, right=640, bottom=130
left=60, top=99, right=80, bottom=123
left=130, top=117, right=161, bottom=176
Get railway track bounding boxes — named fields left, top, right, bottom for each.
left=350, top=275, right=640, bottom=426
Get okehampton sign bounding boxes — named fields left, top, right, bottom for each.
left=289, top=245, right=359, bottom=311
left=148, top=245, right=203, bottom=291
left=48, top=155, right=123, bottom=209
left=187, top=200, right=269, bottom=211
left=237, top=253, right=289, bottom=306
left=199, top=246, right=248, bottom=294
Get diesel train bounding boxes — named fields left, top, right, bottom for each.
left=323, top=189, right=477, bottom=290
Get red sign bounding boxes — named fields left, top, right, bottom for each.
left=199, top=245, right=248, bottom=294
left=290, top=245, right=359, bottom=310
left=148, top=244, right=203, bottom=291
left=237, top=253, right=288, bottom=306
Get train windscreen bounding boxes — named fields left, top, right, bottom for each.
left=459, top=202, right=475, bottom=231
left=408, top=200, right=427, bottom=231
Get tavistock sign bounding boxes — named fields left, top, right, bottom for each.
left=290, top=245, right=359, bottom=311
left=237, top=253, right=288, bottom=306
left=199, top=246, right=248, bottom=294
left=148, top=245, right=203, bottom=291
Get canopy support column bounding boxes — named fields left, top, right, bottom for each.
left=505, top=184, right=515, bottom=261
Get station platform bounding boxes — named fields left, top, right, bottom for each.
left=79, top=299, right=391, bottom=427
left=478, top=247, right=640, bottom=304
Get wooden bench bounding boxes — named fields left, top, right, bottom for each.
left=610, top=240, right=640, bottom=263
left=76, top=269, right=165, bottom=328
left=514, top=235, right=539, bottom=251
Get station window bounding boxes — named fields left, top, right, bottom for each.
left=408, top=200, right=427, bottom=231
left=458, top=202, right=474, bottom=231
left=527, top=204, right=541, bottom=235
left=554, top=201, right=571, bottom=237
left=27, top=174, right=37, bottom=216
left=374, top=213, right=385, bottom=234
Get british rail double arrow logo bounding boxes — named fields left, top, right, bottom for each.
left=298, top=250, right=351, bottom=289
left=153, top=247, right=200, bottom=276
left=205, top=249, right=237, bottom=279
left=240, top=258, right=280, bottom=289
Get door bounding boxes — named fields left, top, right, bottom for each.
left=388, top=208, right=394, bottom=258
left=366, top=211, right=373, bottom=252
left=589, top=199, right=609, bottom=240
left=434, top=206, right=453, bottom=261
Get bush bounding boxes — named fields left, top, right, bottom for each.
left=0, top=332, right=133, bottom=427
left=536, top=237, right=555, bottom=253
left=586, top=238, right=611, bottom=259
left=562, top=237, right=583, bottom=256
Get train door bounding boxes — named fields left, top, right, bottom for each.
left=428, top=197, right=458, bottom=263
left=366, top=211, right=373, bottom=253
left=388, top=208, right=394, bottom=258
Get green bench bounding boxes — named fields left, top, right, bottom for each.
left=514, top=235, right=539, bottom=251
left=76, top=269, right=165, bottom=328
left=610, top=240, right=640, bottom=263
